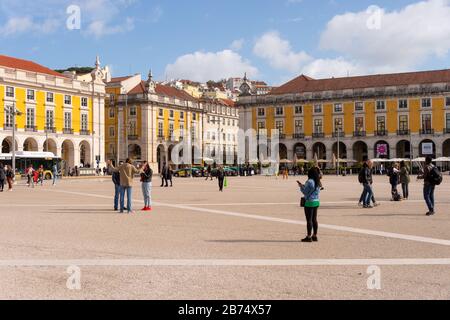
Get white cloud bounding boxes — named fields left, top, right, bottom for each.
left=320, top=0, right=450, bottom=72
left=165, top=49, right=258, bottom=82
left=301, top=58, right=365, bottom=79
left=253, top=31, right=311, bottom=73
left=230, top=39, right=245, bottom=51
left=86, top=17, right=134, bottom=37
left=0, top=16, right=60, bottom=36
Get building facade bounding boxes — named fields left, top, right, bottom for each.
left=105, top=72, right=239, bottom=173
left=238, top=70, right=450, bottom=165
left=0, top=55, right=106, bottom=172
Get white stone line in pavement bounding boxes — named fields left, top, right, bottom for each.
left=1, top=258, right=450, bottom=267
left=48, top=189, right=450, bottom=247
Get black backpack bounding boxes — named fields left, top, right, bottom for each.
left=429, top=167, right=443, bottom=186
left=358, top=169, right=365, bottom=183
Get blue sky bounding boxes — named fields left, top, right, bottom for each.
left=1, top=0, right=450, bottom=85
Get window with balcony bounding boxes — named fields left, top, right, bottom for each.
left=179, top=123, right=184, bottom=138
left=334, top=118, right=343, bottom=134
left=169, top=123, right=174, bottom=140
left=81, top=97, right=88, bottom=107
left=26, top=108, right=35, bottom=130
left=422, top=98, right=432, bottom=108
left=422, top=114, right=432, bottom=133
left=159, top=109, right=163, bottom=117
left=46, top=110, right=54, bottom=131
left=295, top=120, right=303, bottom=136
left=275, top=121, right=284, bottom=135
left=398, top=115, right=409, bottom=135
left=180, top=111, right=184, bottom=120
left=109, top=107, right=115, bottom=118
left=314, top=104, right=322, bottom=114
left=446, top=113, right=450, bottom=133
left=109, top=126, right=115, bottom=137
left=46, top=92, right=54, bottom=103
left=334, top=103, right=343, bottom=113
left=158, top=122, right=164, bottom=138
left=64, top=112, right=72, bottom=132
left=295, top=105, right=303, bottom=114
left=355, top=117, right=365, bottom=136
left=376, top=116, right=386, bottom=135
left=5, top=86, right=14, bottom=98
left=169, top=110, right=174, bottom=118
left=399, top=99, right=408, bottom=109
left=81, top=114, right=89, bottom=133
left=4, top=107, right=12, bottom=127
left=64, top=95, right=72, bottom=105
left=314, top=119, right=323, bottom=134
left=446, top=97, right=450, bottom=107
left=376, top=100, right=386, bottom=111
left=355, top=102, right=364, bottom=112
left=257, top=121, right=265, bottom=135
left=27, top=89, right=35, bottom=101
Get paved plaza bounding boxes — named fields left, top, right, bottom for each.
left=0, top=174, right=449, bottom=300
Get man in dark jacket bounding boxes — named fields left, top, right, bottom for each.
left=160, top=163, right=168, bottom=187
left=418, top=156, right=438, bottom=216
left=0, top=163, right=6, bottom=192
left=360, top=159, right=375, bottom=208
left=110, top=161, right=122, bottom=211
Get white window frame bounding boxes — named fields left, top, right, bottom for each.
left=81, top=113, right=89, bottom=132
left=355, top=101, right=364, bottom=112
left=46, top=92, right=54, bottom=104
left=27, top=89, right=35, bottom=101
left=64, top=95, right=72, bottom=106
left=5, top=86, right=15, bottom=98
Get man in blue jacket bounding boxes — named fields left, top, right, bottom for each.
left=110, top=160, right=123, bottom=211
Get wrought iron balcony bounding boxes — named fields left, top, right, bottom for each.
left=45, top=127, right=56, bottom=133
left=375, top=130, right=387, bottom=136
left=63, top=128, right=74, bottom=135
left=3, top=123, right=17, bottom=130
left=353, top=131, right=366, bottom=137
left=312, top=132, right=325, bottom=139
left=293, top=133, right=305, bottom=139
left=397, top=129, right=410, bottom=136
left=80, top=130, right=91, bottom=136
left=420, top=128, right=434, bottom=135
left=25, top=125, right=37, bottom=132
left=332, top=131, right=345, bottom=138
left=127, top=134, right=138, bottom=140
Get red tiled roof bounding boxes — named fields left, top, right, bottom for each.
left=270, top=70, right=450, bottom=95
left=218, top=98, right=236, bottom=107
left=129, top=81, right=197, bottom=101
left=0, top=54, right=66, bottom=78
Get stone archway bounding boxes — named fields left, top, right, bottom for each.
left=278, top=143, right=288, bottom=160
left=43, top=139, right=58, bottom=156
left=374, top=140, right=390, bottom=159
left=128, top=144, right=142, bottom=161
left=79, top=141, right=92, bottom=167
left=396, top=140, right=411, bottom=159
left=312, top=142, right=326, bottom=160
left=444, top=139, right=450, bottom=157
left=1, top=137, right=18, bottom=153
left=23, top=137, right=38, bottom=152
left=419, top=139, right=436, bottom=157
left=61, top=140, right=75, bottom=173
left=353, top=141, right=368, bottom=162
left=332, top=142, right=347, bottom=159
left=294, top=143, right=306, bottom=160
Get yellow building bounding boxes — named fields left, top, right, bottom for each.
left=0, top=54, right=106, bottom=172
left=105, top=72, right=240, bottom=172
left=238, top=70, right=450, bottom=163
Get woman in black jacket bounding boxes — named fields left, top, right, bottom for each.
left=140, top=161, right=153, bottom=211
left=0, top=163, right=6, bottom=192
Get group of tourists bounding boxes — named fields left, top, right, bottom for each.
left=0, top=163, right=14, bottom=192
left=296, top=155, right=443, bottom=243
left=160, top=163, right=173, bottom=187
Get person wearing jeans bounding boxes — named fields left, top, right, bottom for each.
left=111, top=162, right=122, bottom=211
left=109, top=159, right=140, bottom=214
left=119, top=186, right=133, bottom=213
left=419, top=156, right=437, bottom=216
left=140, top=161, right=153, bottom=211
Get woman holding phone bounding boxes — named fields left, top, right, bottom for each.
left=297, top=167, right=321, bottom=243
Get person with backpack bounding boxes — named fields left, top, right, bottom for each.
left=388, top=163, right=401, bottom=201
left=298, top=167, right=321, bottom=242
left=400, top=161, right=411, bottom=200
left=418, top=156, right=442, bottom=216
left=109, top=160, right=122, bottom=211
left=140, top=161, right=153, bottom=211
left=5, top=165, right=14, bottom=191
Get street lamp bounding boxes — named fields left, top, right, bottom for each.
left=210, top=116, right=223, bottom=164
left=5, top=101, right=23, bottom=179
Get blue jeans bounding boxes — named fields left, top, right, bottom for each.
left=423, top=184, right=435, bottom=212
left=141, top=182, right=152, bottom=207
left=363, top=183, right=373, bottom=206
left=119, top=186, right=133, bottom=213
left=52, top=173, right=57, bottom=185
left=114, top=184, right=120, bottom=210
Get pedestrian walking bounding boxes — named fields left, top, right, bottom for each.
left=160, top=163, right=168, bottom=187
left=400, top=161, right=410, bottom=200
left=5, top=165, right=14, bottom=191
left=217, top=166, right=225, bottom=192
left=166, top=165, right=173, bottom=187
left=359, top=159, right=376, bottom=208
left=298, top=167, right=321, bottom=243
left=140, top=161, right=153, bottom=211
left=38, top=165, right=44, bottom=186
left=26, top=164, right=35, bottom=188
left=418, top=156, right=443, bottom=216
left=52, top=163, right=58, bottom=186
left=205, top=164, right=212, bottom=181
left=109, top=159, right=141, bottom=214
left=0, top=163, right=5, bottom=192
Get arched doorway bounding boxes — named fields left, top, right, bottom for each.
left=444, top=139, right=450, bottom=157
left=332, top=142, right=347, bottom=159
left=374, top=140, right=390, bottom=159
left=294, top=143, right=306, bottom=160
left=353, top=141, right=368, bottom=162
left=278, top=143, right=288, bottom=160
left=43, top=139, right=58, bottom=156
left=312, top=142, right=326, bottom=160
left=396, top=140, right=411, bottom=159
left=61, top=140, right=75, bottom=173
left=79, top=141, right=91, bottom=167
left=23, top=137, right=38, bottom=152
left=419, top=139, right=436, bottom=157
left=1, top=137, right=17, bottom=153
left=128, top=144, right=142, bottom=161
